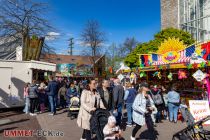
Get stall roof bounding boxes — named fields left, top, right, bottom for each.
left=0, top=60, right=56, bottom=72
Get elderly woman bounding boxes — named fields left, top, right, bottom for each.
left=131, top=82, right=157, bottom=140
left=77, top=79, right=105, bottom=140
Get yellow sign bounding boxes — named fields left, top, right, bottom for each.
left=162, top=51, right=180, bottom=63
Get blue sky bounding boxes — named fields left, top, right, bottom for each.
left=45, top=0, right=161, bottom=55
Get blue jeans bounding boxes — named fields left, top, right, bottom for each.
left=23, top=97, right=30, bottom=113
left=115, top=103, right=123, bottom=125
left=168, top=103, right=179, bottom=122
left=48, top=95, right=57, bottom=114
left=126, top=103, right=133, bottom=124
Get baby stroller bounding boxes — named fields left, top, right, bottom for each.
left=90, top=108, right=110, bottom=140
left=173, top=115, right=210, bottom=140
left=68, top=96, right=80, bottom=120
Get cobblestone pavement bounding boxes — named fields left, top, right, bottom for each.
left=1, top=109, right=210, bottom=140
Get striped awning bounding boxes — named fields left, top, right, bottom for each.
left=152, top=57, right=190, bottom=65
left=177, top=57, right=191, bottom=63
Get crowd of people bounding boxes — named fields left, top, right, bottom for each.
left=23, top=76, right=185, bottom=140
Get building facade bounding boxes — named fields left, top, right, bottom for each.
left=40, top=54, right=106, bottom=78
left=161, top=0, right=210, bottom=42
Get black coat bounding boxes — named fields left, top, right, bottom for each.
left=97, top=87, right=113, bottom=111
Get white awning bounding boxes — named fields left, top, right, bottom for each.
left=28, top=60, right=56, bottom=72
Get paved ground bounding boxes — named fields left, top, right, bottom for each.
left=1, top=108, right=210, bottom=140
left=0, top=110, right=46, bottom=140
left=0, top=108, right=188, bottom=140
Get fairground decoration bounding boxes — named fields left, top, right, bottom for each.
left=178, top=70, right=187, bottom=79
left=162, top=51, right=180, bottom=63
left=138, top=38, right=210, bottom=68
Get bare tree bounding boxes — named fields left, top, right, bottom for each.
left=81, top=20, right=106, bottom=75
left=0, top=0, right=53, bottom=60
left=81, top=20, right=106, bottom=57
left=120, top=37, right=138, bottom=57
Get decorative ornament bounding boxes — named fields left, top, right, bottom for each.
left=187, top=64, right=193, bottom=69
left=140, top=72, right=146, bottom=78
left=193, top=63, right=198, bottom=69
left=140, top=64, right=144, bottom=68
left=167, top=72, right=173, bottom=81
left=130, top=72, right=137, bottom=84
left=178, top=70, right=187, bottom=79
left=157, top=37, right=186, bottom=54
left=200, top=62, right=206, bottom=68
left=153, top=71, right=162, bottom=79
left=159, top=65, right=163, bottom=70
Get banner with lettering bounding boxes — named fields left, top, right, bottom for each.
left=189, top=100, right=210, bottom=124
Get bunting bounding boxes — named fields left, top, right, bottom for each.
left=202, top=42, right=210, bottom=60
left=186, top=45, right=195, bottom=57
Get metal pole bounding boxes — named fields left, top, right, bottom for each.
left=68, top=38, right=74, bottom=55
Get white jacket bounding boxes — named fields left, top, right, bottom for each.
left=132, top=93, right=156, bottom=126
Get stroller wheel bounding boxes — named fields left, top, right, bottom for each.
left=70, top=116, right=75, bottom=120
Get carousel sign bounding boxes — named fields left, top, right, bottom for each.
left=162, top=51, right=180, bottom=63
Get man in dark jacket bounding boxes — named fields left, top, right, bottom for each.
left=113, top=79, right=124, bottom=125
left=45, top=75, right=59, bottom=115
left=97, top=80, right=113, bottom=111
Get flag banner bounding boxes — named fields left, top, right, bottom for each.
left=186, top=45, right=195, bottom=57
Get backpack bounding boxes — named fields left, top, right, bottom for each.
left=28, top=85, right=38, bottom=98
left=90, top=108, right=110, bottom=140
left=151, top=90, right=163, bottom=105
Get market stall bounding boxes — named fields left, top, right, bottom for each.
left=137, top=38, right=210, bottom=103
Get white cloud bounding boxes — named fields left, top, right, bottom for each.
left=47, top=32, right=60, bottom=36
left=45, top=32, right=60, bottom=41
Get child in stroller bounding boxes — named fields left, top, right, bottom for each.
left=66, top=82, right=80, bottom=119
left=68, top=95, right=80, bottom=119
left=103, top=116, right=122, bottom=140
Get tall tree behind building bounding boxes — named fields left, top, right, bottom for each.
left=0, top=0, right=53, bottom=60
left=81, top=20, right=106, bottom=75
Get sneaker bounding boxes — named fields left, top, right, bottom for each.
left=80, top=139, right=86, bottom=140
left=29, top=113, right=33, bottom=116
left=126, top=124, right=133, bottom=127
left=130, top=136, right=135, bottom=140
left=33, top=113, right=37, bottom=116
left=48, top=113, right=54, bottom=116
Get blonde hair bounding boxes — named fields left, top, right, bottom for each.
left=125, top=82, right=132, bottom=88
left=108, top=116, right=116, bottom=124
left=138, top=87, right=144, bottom=93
